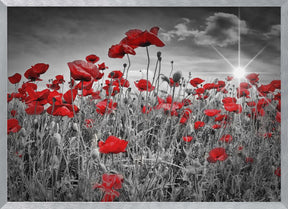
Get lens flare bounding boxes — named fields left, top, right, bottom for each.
left=233, top=67, right=246, bottom=79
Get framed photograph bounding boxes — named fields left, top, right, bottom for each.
left=1, top=0, right=287, bottom=209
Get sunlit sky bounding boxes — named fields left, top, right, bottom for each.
left=8, top=7, right=280, bottom=92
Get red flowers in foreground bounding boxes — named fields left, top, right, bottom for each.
left=24, top=63, right=49, bottom=81
left=93, top=173, right=124, bottom=202
left=204, top=109, right=221, bottom=117
left=134, top=79, right=155, bottom=92
left=98, top=136, right=128, bottom=154
left=207, top=147, right=228, bottom=163
left=7, top=118, right=21, bottom=134
left=68, top=60, right=101, bottom=81
left=8, top=73, right=22, bottom=84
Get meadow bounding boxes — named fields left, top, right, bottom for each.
left=7, top=26, right=281, bottom=202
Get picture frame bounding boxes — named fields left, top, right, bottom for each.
left=1, top=0, right=287, bottom=208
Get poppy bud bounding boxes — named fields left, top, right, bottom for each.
left=91, top=148, right=100, bottom=160
left=51, top=121, right=56, bottom=129
left=19, top=128, right=26, bottom=137
left=173, top=71, right=182, bottom=83
left=110, top=72, right=115, bottom=77
left=157, top=51, right=161, bottom=60
left=171, top=61, right=174, bottom=64
left=53, top=133, right=61, bottom=146
left=123, top=63, right=127, bottom=68
left=72, top=123, right=79, bottom=132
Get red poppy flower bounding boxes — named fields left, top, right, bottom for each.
left=91, top=91, right=101, bottom=100
left=239, top=82, right=252, bottom=89
left=47, top=90, right=63, bottom=105
left=257, top=98, right=271, bottom=110
left=224, top=103, right=242, bottom=113
left=108, top=43, right=136, bottom=58
left=270, top=80, right=281, bottom=89
left=25, top=88, right=50, bottom=105
left=63, top=89, right=78, bottom=104
left=277, top=100, right=281, bottom=112
left=7, top=118, right=21, bottom=134
left=215, top=114, right=229, bottom=122
left=212, top=124, right=222, bottom=129
left=24, top=68, right=41, bottom=81
left=246, top=73, right=259, bottom=85
left=120, top=26, right=165, bottom=48
left=86, top=54, right=99, bottom=64
left=46, top=83, right=60, bottom=90
left=182, top=136, right=193, bottom=142
left=134, top=79, right=155, bottom=92
left=227, top=76, right=233, bottom=81
left=108, top=71, right=123, bottom=79
left=98, top=136, right=128, bottom=154
left=222, top=97, right=237, bottom=104
left=85, top=119, right=94, bottom=128
left=10, top=110, right=17, bottom=117
left=274, top=92, right=281, bottom=101
left=245, top=157, right=254, bottom=163
left=194, top=121, right=205, bottom=130
left=263, top=132, right=272, bottom=138
left=246, top=101, right=256, bottom=107
left=190, top=78, right=205, bottom=87
left=25, top=102, right=45, bottom=115
left=207, top=147, right=228, bottom=163
left=68, top=60, right=101, bottom=81
left=276, top=111, right=281, bottom=123
left=98, top=62, right=108, bottom=70
left=182, top=99, right=192, bottom=106
left=169, top=78, right=180, bottom=87
left=93, top=173, right=124, bottom=202
left=252, top=107, right=265, bottom=117
left=195, top=88, right=205, bottom=94
left=220, top=134, right=233, bottom=143
left=237, top=88, right=250, bottom=98
left=7, top=94, right=13, bottom=103
left=204, top=109, right=221, bottom=117
left=32, top=63, right=49, bottom=74
left=47, top=103, right=79, bottom=117
left=113, top=77, right=130, bottom=88
left=274, top=167, right=281, bottom=177
left=238, top=146, right=244, bottom=151
left=217, top=80, right=226, bottom=88
left=8, top=73, right=22, bottom=84
left=103, top=84, right=120, bottom=97
left=55, top=75, right=65, bottom=84
left=21, top=82, right=37, bottom=91
left=203, top=83, right=216, bottom=90
left=258, top=84, right=276, bottom=96
left=142, top=105, right=152, bottom=114
left=155, top=97, right=184, bottom=116
left=96, top=99, right=117, bottom=115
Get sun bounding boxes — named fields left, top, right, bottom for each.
left=233, top=67, right=246, bottom=79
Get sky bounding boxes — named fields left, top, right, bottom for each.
left=8, top=7, right=280, bottom=92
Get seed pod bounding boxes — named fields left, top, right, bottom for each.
left=91, top=148, right=100, bottom=160
left=173, top=71, right=182, bottom=83
left=19, top=128, right=26, bottom=137
left=53, top=133, right=61, bottom=146
left=72, top=123, right=79, bottom=132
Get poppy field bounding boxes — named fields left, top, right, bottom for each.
left=7, top=26, right=281, bottom=202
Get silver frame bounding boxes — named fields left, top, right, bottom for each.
left=1, top=0, right=287, bottom=208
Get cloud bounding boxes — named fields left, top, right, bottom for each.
left=161, top=13, right=249, bottom=47
left=263, top=24, right=280, bottom=39
left=195, top=13, right=248, bottom=47
left=161, top=18, right=199, bottom=42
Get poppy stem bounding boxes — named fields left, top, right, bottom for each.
left=145, top=46, right=150, bottom=104
left=125, top=54, right=131, bottom=80
left=70, top=74, right=76, bottom=119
